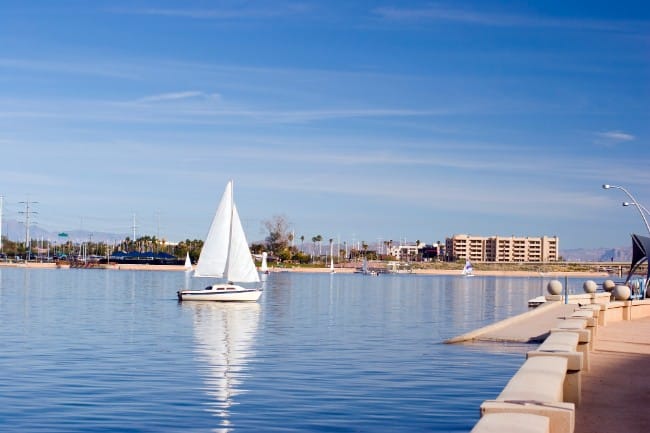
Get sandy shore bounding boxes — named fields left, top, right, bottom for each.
left=0, top=261, right=610, bottom=278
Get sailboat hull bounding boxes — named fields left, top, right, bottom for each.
left=178, top=285, right=262, bottom=302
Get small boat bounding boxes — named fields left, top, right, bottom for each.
left=177, top=180, right=262, bottom=302
left=184, top=252, right=192, bottom=271
left=357, top=257, right=378, bottom=276
left=462, top=258, right=474, bottom=277
left=260, top=252, right=270, bottom=274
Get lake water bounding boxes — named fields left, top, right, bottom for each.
left=0, top=268, right=600, bottom=432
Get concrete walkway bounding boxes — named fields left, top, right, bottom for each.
left=446, top=302, right=579, bottom=343
left=574, top=315, right=650, bottom=433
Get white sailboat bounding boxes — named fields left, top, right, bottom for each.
left=184, top=252, right=192, bottom=271
left=359, top=257, right=378, bottom=276
left=462, top=257, right=474, bottom=277
left=260, top=252, right=269, bottom=274
left=177, top=180, right=262, bottom=302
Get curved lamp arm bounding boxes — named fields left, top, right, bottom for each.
left=603, top=184, right=650, bottom=235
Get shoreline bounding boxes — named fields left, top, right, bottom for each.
left=0, top=261, right=611, bottom=278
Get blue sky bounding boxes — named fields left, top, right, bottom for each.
left=0, top=1, right=648, bottom=249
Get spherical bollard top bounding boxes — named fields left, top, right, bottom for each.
left=583, top=280, right=597, bottom=293
left=603, top=279, right=616, bottom=292
left=613, top=285, right=631, bottom=301
left=547, top=279, right=563, bottom=295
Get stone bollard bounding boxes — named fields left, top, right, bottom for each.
left=583, top=280, right=597, bottom=294
left=548, top=280, right=563, bottom=295
left=613, top=285, right=631, bottom=301
left=603, top=279, right=616, bottom=292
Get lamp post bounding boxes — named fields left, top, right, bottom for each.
left=623, top=201, right=650, bottom=215
left=603, top=184, right=650, bottom=234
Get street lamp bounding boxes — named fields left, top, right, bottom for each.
left=623, top=201, right=650, bottom=215
left=603, top=184, right=650, bottom=234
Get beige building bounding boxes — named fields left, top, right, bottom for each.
left=445, top=234, right=559, bottom=262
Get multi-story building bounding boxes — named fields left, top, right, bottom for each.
left=445, top=234, right=559, bottom=262
left=386, top=242, right=422, bottom=261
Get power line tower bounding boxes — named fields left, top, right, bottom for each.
left=19, top=199, right=38, bottom=259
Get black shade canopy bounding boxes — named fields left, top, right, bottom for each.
left=626, top=233, right=650, bottom=284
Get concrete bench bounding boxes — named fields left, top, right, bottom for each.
left=480, top=356, right=575, bottom=433
left=569, top=309, right=598, bottom=339
left=570, top=309, right=596, bottom=327
left=471, top=412, right=550, bottom=433
left=527, top=331, right=584, bottom=404
left=578, top=303, right=604, bottom=326
left=579, top=303, right=601, bottom=318
left=551, top=318, right=592, bottom=351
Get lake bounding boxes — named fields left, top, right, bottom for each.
left=0, top=268, right=599, bottom=432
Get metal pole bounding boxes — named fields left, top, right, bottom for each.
left=564, top=275, right=568, bottom=304
left=603, top=184, right=650, bottom=235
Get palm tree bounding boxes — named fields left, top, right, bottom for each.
left=311, top=236, right=318, bottom=260
left=300, top=235, right=305, bottom=252
left=328, top=238, right=333, bottom=265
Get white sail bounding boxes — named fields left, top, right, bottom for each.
left=194, top=182, right=232, bottom=278
left=184, top=252, right=192, bottom=270
left=260, top=252, right=268, bottom=272
left=226, top=204, right=260, bottom=283
left=462, top=258, right=474, bottom=276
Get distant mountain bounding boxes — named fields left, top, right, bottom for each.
left=561, top=246, right=632, bottom=262
left=2, top=219, right=128, bottom=244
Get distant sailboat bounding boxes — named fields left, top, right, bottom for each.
left=260, top=252, right=269, bottom=274
left=359, top=257, right=378, bottom=276
left=184, top=252, right=192, bottom=271
left=462, top=258, right=474, bottom=277
left=177, top=180, right=262, bottom=302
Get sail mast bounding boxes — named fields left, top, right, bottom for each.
left=224, top=180, right=234, bottom=282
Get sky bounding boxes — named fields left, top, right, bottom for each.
left=0, top=1, right=648, bottom=250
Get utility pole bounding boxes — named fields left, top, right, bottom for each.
left=19, top=199, right=38, bottom=260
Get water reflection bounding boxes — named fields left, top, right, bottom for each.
left=187, top=302, right=260, bottom=432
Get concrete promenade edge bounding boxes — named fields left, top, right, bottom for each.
left=574, top=315, right=650, bottom=433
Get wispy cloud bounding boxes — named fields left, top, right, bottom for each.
left=115, top=3, right=312, bottom=20
left=373, top=5, right=637, bottom=33
left=595, top=130, right=636, bottom=145
left=135, top=91, right=216, bottom=103
left=0, top=57, right=138, bottom=79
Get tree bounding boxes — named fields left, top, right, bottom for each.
left=311, top=236, right=318, bottom=260
left=328, top=238, right=333, bottom=264
left=263, top=215, right=291, bottom=254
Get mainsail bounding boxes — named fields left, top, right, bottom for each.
left=194, top=181, right=260, bottom=284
